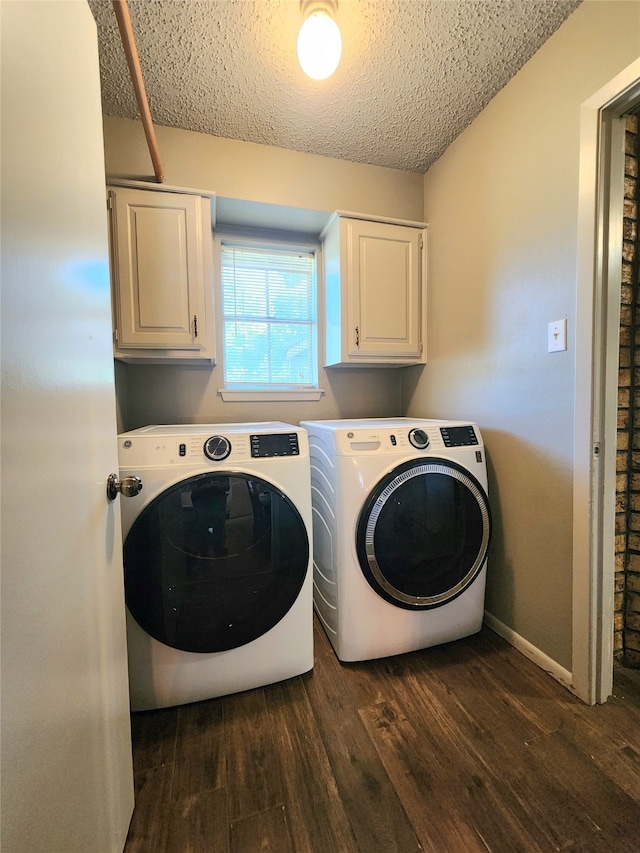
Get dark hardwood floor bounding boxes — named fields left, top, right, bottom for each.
left=123, top=619, right=640, bottom=852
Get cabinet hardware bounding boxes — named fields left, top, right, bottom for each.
left=194, top=315, right=198, bottom=338
left=355, top=326, right=359, bottom=347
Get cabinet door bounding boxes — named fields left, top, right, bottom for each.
left=111, top=188, right=207, bottom=350
left=346, top=218, right=423, bottom=360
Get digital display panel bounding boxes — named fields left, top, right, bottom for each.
left=250, top=433, right=299, bottom=458
left=440, top=426, right=478, bottom=447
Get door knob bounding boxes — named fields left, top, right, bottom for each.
left=106, top=473, right=143, bottom=501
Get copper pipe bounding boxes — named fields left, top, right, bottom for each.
left=112, top=0, right=165, bottom=183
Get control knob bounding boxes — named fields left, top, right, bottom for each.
left=204, top=435, right=231, bottom=461
left=408, top=428, right=430, bottom=450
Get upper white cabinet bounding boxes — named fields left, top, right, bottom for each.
left=322, top=213, right=427, bottom=367
left=108, top=186, right=215, bottom=362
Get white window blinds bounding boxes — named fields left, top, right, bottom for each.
left=221, top=245, right=317, bottom=388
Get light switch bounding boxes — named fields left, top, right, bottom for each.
left=548, top=318, right=567, bottom=352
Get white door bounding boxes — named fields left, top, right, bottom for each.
left=1, top=3, right=134, bottom=851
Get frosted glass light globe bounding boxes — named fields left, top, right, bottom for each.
left=297, top=10, right=342, bottom=80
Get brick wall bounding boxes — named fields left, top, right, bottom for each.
left=618, top=113, right=640, bottom=667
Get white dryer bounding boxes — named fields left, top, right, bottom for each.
left=117, top=422, right=313, bottom=710
left=301, top=418, right=491, bottom=662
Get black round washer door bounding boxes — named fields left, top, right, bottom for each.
left=356, top=458, right=491, bottom=610
left=124, top=472, right=309, bottom=653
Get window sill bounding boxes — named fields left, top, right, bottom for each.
left=218, top=388, right=326, bottom=402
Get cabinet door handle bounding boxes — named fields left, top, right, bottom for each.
left=193, top=315, right=198, bottom=339
left=355, top=326, right=359, bottom=347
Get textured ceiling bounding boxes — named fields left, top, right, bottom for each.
left=89, top=0, right=581, bottom=175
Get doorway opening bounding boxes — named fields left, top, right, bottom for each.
left=616, top=111, right=640, bottom=670
left=574, top=59, right=640, bottom=706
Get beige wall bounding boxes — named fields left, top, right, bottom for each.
left=103, top=116, right=424, bottom=221
left=402, top=0, right=640, bottom=670
left=116, top=361, right=402, bottom=431
left=104, top=118, right=421, bottom=430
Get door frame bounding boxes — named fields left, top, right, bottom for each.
left=574, top=58, right=640, bottom=704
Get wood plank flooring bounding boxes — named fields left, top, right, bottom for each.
left=123, top=620, right=640, bottom=852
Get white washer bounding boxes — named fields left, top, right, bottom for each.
left=118, top=422, right=313, bottom=711
left=301, top=418, right=491, bottom=662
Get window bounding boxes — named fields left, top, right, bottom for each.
left=220, top=242, right=318, bottom=392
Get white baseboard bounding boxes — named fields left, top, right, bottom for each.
left=483, top=610, right=575, bottom=694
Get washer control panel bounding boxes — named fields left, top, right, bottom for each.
left=117, top=423, right=307, bottom=467
left=250, top=432, right=299, bottom=458
left=440, top=425, right=478, bottom=447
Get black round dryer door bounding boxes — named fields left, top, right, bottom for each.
left=356, top=458, right=491, bottom=610
left=124, top=473, right=309, bottom=653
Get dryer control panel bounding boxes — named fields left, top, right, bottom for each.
left=318, top=421, right=482, bottom=457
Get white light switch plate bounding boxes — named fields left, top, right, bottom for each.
left=548, top=318, right=567, bottom=352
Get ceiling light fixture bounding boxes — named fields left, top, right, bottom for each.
left=297, top=0, right=342, bottom=81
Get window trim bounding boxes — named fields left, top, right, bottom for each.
left=218, top=387, right=325, bottom=402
